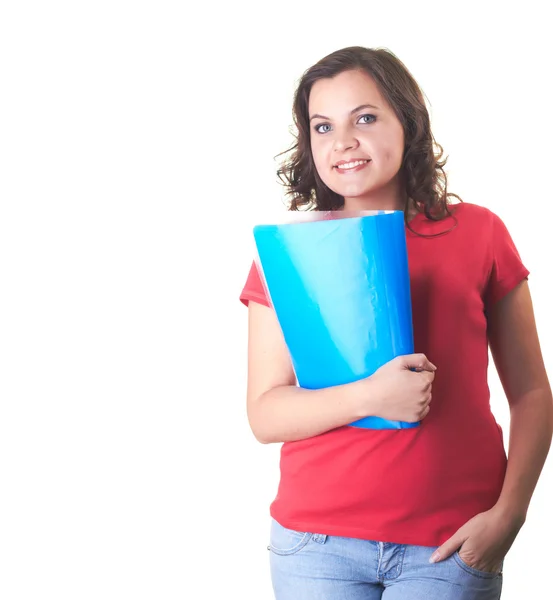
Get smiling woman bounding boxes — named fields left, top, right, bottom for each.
left=275, top=47, right=459, bottom=224
left=239, top=46, right=553, bottom=600
left=309, top=72, right=405, bottom=210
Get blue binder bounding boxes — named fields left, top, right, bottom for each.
left=253, top=210, right=418, bottom=429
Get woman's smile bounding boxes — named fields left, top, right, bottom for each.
left=334, top=159, right=372, bottom=174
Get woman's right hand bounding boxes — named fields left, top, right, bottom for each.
left=354, top=354, right=437, bottom=423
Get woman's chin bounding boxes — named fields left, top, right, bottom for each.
left=337, top=189, right=378, bottom=202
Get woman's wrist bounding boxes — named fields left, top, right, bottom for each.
left=493, top=499, right=527, bottom=527
left=345, top=376, right=382, bottom=420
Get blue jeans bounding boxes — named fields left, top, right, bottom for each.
left=268, top=518, right=503, bottom=599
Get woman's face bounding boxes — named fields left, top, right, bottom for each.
left=308, top=69, right=406, bottom=210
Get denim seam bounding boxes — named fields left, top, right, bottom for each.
left=388, top=545, right=406, bottom=580
left=268, top=533, right=313, bottom=556
left=377, top=544, right=406, bottom=581
left=376, top=541, right=383, bottom=580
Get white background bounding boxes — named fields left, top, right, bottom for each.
left=0, top=1, right=551, bottom=598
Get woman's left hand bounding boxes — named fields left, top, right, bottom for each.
left=429, top=505, right=525, bottom=573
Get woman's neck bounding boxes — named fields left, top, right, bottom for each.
left=341, top=191, right=417, bottom=221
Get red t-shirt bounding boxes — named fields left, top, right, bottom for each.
left=239, top=202, right=529, bottom=547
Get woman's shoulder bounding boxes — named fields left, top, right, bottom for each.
left=449, top=201, right=495, bottom=219
left=448, top=201, right=503, bottom=233
left=411, top=201, right=497, bottom=237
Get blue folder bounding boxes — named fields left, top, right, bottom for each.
left=253, top=210, right=418, bottom=429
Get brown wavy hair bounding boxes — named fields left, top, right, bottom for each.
left=275, top=46, right=462, bottom=226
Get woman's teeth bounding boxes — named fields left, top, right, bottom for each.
left=336, top=160, right=369, bottom=170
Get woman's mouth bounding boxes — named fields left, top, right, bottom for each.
left=334, top=159, right=371, bottom=174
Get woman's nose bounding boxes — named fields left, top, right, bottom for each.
left=334, top=131, right=359, bottom=152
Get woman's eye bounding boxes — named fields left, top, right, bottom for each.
left=314, top=123, right=331, bottom=134
left=313, top=114, right=376, bottom=134
left=358, top=114, right=376, bottom=124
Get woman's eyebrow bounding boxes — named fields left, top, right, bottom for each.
left=309, top=103, right=380, bottom=122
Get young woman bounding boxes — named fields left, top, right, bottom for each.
left=239, top=46, right=552, bottom=599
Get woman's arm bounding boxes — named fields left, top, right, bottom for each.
left=488, top=279, right=553, bottom=522
left=428, top=280, right=552, bottom=567
left=246, top=300, right=371, bottom=443
left=246, top=300, right=435, bottom=444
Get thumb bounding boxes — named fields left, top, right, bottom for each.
left=429, top=534, right=467, bottom=563
left=400, top=353, right=437, bottom=373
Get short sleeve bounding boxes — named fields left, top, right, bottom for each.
left=239, top=261, right=270, bottom=307
left=485, top=211, right=530, bottom=307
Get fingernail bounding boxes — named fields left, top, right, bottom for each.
left=429, top=551, right=440, bottom=563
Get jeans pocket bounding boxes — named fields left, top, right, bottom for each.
left=268, top=519, right=313, bottom=556
left=453, top=551, right=503, bottom=579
